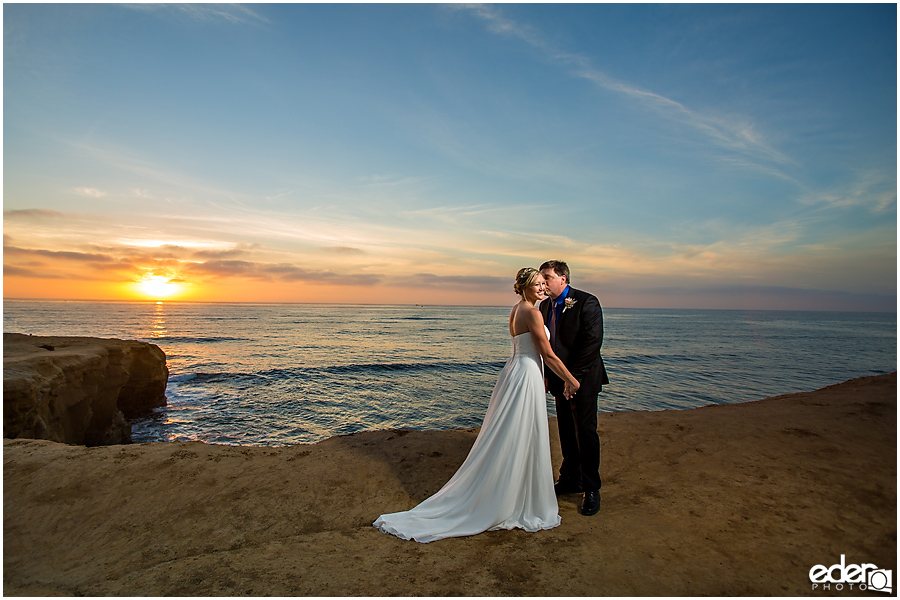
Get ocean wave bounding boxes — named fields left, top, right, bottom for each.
left=610, top=353, right=699, bottom=365
left=170, top=360, right=508, bottom=386
left=399, top=316, right=452, bottom=321
left=151, top=336, right=246, bottom=344
left=309, top=360, right=505, bottom=376
left=168, top=373, right=198, bottom=383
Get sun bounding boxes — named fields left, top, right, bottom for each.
left=135, top=275, right=184, bottom=300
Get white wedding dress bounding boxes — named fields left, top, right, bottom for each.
left=373, top=326, right=560, bottom=543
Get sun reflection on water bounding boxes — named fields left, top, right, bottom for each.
left=149, top=301, right=168, bottom=339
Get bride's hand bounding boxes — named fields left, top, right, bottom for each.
left=564, top=379, right=580, bottom=399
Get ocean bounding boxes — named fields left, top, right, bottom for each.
left=3, top=300, right=896, bottom=446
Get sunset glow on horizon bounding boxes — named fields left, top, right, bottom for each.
left=133, top=276, right=187, bottom=302
left=4, top=4, right=896, bottom=311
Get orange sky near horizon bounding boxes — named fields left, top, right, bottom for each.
left=2, top=276, right=505, bottom=305
left=4, top=260, right=897, bottom=311
left=2, top=209, right=897, bottom=310
left=2, top=277, right=508, bottom=305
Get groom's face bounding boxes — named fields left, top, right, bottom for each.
left=540, top=268, right=567, bottom=299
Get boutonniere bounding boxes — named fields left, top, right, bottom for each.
left=563, top=297, right=577, bottom=313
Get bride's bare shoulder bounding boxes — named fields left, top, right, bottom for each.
left=509, top=303, right=539, bottom=335
left=516, top=305, right=544, bottom=329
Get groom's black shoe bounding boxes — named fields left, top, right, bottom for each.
left=554, top=479, right=582, bottom=496
left=581, top=490, right=601, bottom=516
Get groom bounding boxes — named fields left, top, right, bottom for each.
left=539, top=260, right=608, bottom=516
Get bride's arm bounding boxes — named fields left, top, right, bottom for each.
left=526, top=310, right=580, bottom=397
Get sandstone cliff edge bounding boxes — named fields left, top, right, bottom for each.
left=3, top=333, right=168, bottom=445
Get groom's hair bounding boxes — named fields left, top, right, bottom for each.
left=540, top=260, right=570, bottom=284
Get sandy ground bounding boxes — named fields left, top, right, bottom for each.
left=3, top=373, right=896, bottom=596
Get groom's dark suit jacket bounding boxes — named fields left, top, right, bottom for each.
left=541, top=287, right=609, bottom=397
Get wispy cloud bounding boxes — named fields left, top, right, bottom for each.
left=73, top=187, right=107, bottom=198
left=406, top=273, right=506, bottom=290
left=3, top=265, right=65, bottom=279
left=124, top=3, right=270, bottom=26
left=324, top=246, right=366, bottom=255
left=398, top=203, right=552, bottom=226
left=182, top=259, right=388, bottom=286
left=65, top=139, right=240, bottom=199
left=3, top=242, right=138, bottom=282
left=192, top=244, right=260, bottom=260
left=800, top=169, right=898, bottom=213
left=4, top=209, right=69, bottom=220
left=461, top=4, right=795, bottom=173
left=351, top=174, right=432, bottom=189
left=3, top=245, right=117, bottom=264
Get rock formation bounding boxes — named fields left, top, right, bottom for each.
left=3, top=334, right=168, bottom=446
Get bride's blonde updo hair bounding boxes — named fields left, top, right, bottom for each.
left=513, top=267, right=541, bottom=297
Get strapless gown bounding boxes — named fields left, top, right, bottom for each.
left=373, top=327, right=560, bottom=543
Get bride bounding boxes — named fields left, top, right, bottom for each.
left=373, top=267, right=581, bottom=543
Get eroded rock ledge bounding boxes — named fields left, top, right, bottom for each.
left=3, top=333, right=168, bottom=446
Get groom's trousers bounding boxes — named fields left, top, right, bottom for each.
left=554, top=389, right=602, bottom=492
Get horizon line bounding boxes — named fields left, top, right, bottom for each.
left=3, top=297, right=897, bottom=314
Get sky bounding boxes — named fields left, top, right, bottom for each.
left=3, top=3, right=897, bottom=310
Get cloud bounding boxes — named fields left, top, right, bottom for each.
left=191, top=243, right=259, bottom=260
left=324, top=246, right=366, bottom=255
left=351, top=175, right=431, bottom=190
left=125, top=3, right=270, bottom=26
left=4, top=209, right=69, bottom=220
left=186, top=259, right=256, bottom=277
left=461, top=4, right=795, bottom=172
left=183, top=259, right=384, bottom=286
left=3, top=265, right=65, bottom=279
left=64, top=139, right=253, bottom=202
left=406, top=273, right=507, bottom=291
left=594, top=281, right=897, bottom=312
left=86, top=242, right=263, bottom=264
left=3, top=241, right=149, bottom=281
left=175, top=4, right=269, bottom=25
left=3, top=245, right=117, bottom=264
left=73, top=187, right=107, bottom=198
left=85, top=243, right=188, bottom=261
left=800, top=169, right=897, bottom=213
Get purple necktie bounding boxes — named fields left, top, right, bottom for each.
left=549, top=302, right=558, bottom=348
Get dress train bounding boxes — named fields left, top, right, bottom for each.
left=373, top=328, right=560, bottom=543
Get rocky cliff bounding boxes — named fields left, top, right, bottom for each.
left=3, top=334, right=168, bottom=446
